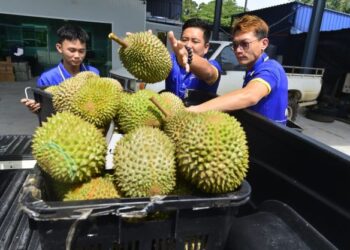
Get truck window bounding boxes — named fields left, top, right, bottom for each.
left=216, top=46, right=245, bottom=71
left=206, top=43, right=220, bottom=59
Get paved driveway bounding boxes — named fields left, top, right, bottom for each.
left=0, top=78, right=38, bottom=135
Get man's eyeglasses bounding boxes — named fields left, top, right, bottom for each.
left=231, top=39, right=259, bottom=51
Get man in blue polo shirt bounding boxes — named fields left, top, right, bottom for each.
left=166, top=18, right=221, bottom=99
left=21, top=24, right=99, bottom=112
left=187, top=15, right=288, bottom=125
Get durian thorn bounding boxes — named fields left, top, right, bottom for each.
left=150, top=96, right=171, bottom=118
left=108, top=33, right=128, bottom=48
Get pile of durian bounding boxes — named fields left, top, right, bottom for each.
left=32, top=71, right=248, bottom=203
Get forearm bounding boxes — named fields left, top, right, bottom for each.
left=188, top=89, right=257, bottom=113
left=189, top=54, right=218, bottom=85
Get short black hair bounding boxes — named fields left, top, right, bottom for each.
left=57, top=24, right=89, bottom=44
left=182, top=18, right=211, bottom=44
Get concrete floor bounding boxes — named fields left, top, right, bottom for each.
left=0, top=78, right=38, bottom=135
left=1, top=78, right=350, bottom=156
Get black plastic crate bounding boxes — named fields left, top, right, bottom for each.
left=30, top=87, right=55, bottom=125
left=20, top=169, right=251, bottom=250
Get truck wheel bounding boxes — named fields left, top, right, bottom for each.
left=287, top=97, right=298, bottom=121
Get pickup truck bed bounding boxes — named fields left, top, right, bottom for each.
left=0, top=169, right=41, bottom=250
left=0, top=135, right=41, bottom=250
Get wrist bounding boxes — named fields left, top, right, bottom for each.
left=184, top=45, right=193, bottom=65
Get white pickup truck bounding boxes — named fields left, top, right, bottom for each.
left=110, top=41, right=324, bottom=120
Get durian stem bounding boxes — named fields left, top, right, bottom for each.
left=108, top=33, right=128, bottom=48
left=150, top=96, right=171, bottom=118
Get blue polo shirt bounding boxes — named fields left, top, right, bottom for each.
left=243, top=53, right=288, bottom=124
left=37, top=61, right=99, bottom=88
left=165, top=53, right=221, bottom=99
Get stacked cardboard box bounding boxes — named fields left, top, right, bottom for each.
left=13, top=62, right=31, bottom=81
left=0, top=57, right=15, bottom=82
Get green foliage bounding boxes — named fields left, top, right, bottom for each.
left=299, top=0, right=350, bottom=13
left=182, top=0, right=199, bottom=20
left=182, top=0, right=244, bottom=27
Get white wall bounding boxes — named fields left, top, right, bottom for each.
left=0, top=0, right=146, bottom=69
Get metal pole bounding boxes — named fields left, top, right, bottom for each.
left=212, top=0, right=223, bottom=40
left=244, top=0, right=248, bottom=12
left=301, top=0, right=326, bottom=69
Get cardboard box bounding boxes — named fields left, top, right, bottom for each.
left=0, top=63, right=13, bottom=73
left=13, top=62, right=30, bottom=73
left=0, top=72, right=15, bottom=82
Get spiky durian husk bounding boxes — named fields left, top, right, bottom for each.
left=69, top=77, right=121, bottom=128
left=113, top=127, right=176, bottom=197
left=75, top=71, right=99, bottom=80
left=170, top=173, right=199, bottom=196
left=44, top=85, right=59, bottom=96
left=52, top=72, right=99, bottom=112
left=116, top=90, right=165, bottom=133
left=32, top=112, right=107, bottom=183
left=100, top=77, right=123, bottom=91
left=159, top=92, right=185, bottom=116
left=63, top=176, right=120, bottom=201
left=53, top=78, right=85, bottom=112
left=50, top=179, right=78, bottom=200
left=119, top=32, right=172, bottom=83
left=163, top=111, right=196, bottom=145
left=176, top=111, right=249, bottom=193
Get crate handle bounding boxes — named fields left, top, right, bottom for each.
left=66, top=209, right=93, bottom=250
left=24, top=87, right=33, bottom=99
left=116, top=195, right=166, bottom=218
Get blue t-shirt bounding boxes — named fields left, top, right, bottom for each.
left=243, top=53, right=288, bottom=124
left=165, top=53, right=221, bottom=99
left=37, top=61, right=99, bottom=88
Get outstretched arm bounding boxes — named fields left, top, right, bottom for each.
left=168, top=31, right=219, bottom=85
left=187, top=80, right=269, bottom=112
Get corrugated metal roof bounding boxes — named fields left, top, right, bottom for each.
left=293, top=2, right=350, bottom=33
left=234, top=1, right=350, bottom=34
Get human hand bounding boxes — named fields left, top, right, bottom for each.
left=168, top=31, right=190, bottom=72
left=20, top=98, right=41, bottom=113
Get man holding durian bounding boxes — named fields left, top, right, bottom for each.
left=165, top=18, right=222, bottom=100
left=186, top=15, right=288, bottom=125
left=21, top=24, right=99, bottom=113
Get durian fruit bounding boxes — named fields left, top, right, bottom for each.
left=163, top=111, right=196, bottom=145
left=116, top=90, right=165, bottom=133
left=159, top=92, right=185, bottom=116
left=75, top=71, right=99, bottom=80
left=32, top=112, right=107, bottom=183
left=148, top=94, right=193, bottom=145
left=50, top=179, right=78, bottom=200
left=100, top=77, right=123, bottom=91
left=53, top=71, right=99, bottom=112
left=69, top=77, right=121, bottom=128
left=109, top=32, right=172, bottom=83
left=45, top=85, right=59, bottom=95
left=176, top=111, right=249, bottom=193
left=53, top=77, right=87, bottom=112
left=113, top=127, right=176, bottom=197
left=170, top=174, right=198, bottom=196
left=63, top=176, right=120, bottom=201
